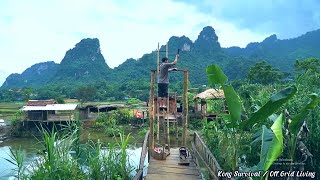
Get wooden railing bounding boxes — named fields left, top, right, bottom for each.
left=191, top=132, right=222, bottom=179
left=133, top=130, right=150, bottom=180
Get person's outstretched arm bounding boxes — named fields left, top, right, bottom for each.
left=168, top=54, right=179, bottom=71
left=172, top=54, right=179, bottom=65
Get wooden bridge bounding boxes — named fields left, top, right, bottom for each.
left=133, top=50, right=222, bottom=179
left=133, top=130, right=222, bottom=180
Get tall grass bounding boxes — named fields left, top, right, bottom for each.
left=5, top=122, right=134, bottom=179
left=4, top=146, right=25, bottom=179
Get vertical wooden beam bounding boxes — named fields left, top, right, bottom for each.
left=182, top=69, right=189, bottom=146
left=157, top=43, right=160, bottom=75
left=149, top=70, right=156, bottom=151
left=174, top=92, right=178, bottom=139
left=157, top=99, right=160, bottom=142
left=166, top=42, right=168, bottom=58
left=166, top=90, right=170, bottom=148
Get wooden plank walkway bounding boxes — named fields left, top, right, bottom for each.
left=146, top=148, right=202, bottom=180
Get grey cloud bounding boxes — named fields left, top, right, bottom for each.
left=176, top=0, right=320, bottom=39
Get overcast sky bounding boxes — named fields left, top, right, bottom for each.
left=0, top=0, right=319, bottom=78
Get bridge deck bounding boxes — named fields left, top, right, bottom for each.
left=146, top=148, right=202, bottom=180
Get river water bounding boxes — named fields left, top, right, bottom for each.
left=0, top=129, right=147, bottom=179
left=0, top=137, right=41, bottom=179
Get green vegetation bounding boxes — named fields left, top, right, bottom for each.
left=202, top=60, right=320, bottom=176
left=93, top=109, right=133, bottom=137
left=1, top=25, right=320, bottom=178
left=5, top=123, right=134, bottom=179
left=247, top=61, right=288, bottom=84
left=0, top=102, right=23, bottom=119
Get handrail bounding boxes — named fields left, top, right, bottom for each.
left=133, top=130, right=150, bottom=180
left=192, top=132, right=222, bottom=179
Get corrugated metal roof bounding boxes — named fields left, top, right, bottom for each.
left=27, top=100, right=56, bottom=106
left=21, top=104, right=78, bottom=111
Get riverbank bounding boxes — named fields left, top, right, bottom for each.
left=0, top=123, right=148, bottom=179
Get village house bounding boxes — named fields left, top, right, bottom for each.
left=20, top=100, right=78, bottom=122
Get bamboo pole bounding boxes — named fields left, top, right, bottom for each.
left=175, top=92, right=178, bottom=139
left=156, top=43, right=160, bottom=142
left=166, top=90, right=170, bottom=149
left=157, top=102, right=160, bottom=142
left=166, top=42, right=170, bottom=150
left=182, top=69, right=189, bottom=146
left=157, top=43, right=160, bottom=75
left=149, top=70, right=155, bottom=151
left=166, top=42, right=168, bottom=58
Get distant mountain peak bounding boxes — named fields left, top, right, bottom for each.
left=62, top=38, right=104, bottom=64
left=262, top=34, right=278, bottom=44
left=75, top=38, right=101, bottom=54
left=194, top=26, right=221, bottom=51
left=161, top=35, right=193, bottom=53
left=54, top=38, right=111, bottom=83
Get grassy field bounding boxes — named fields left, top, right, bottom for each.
left=0, top=102, right=24, bottom=120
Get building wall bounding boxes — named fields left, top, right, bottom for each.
left=27, top=111, right=47, bottom=120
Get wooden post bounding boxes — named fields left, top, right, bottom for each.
left=166, top=42, right=168, bottom=58
left=149, top=70, right=155, bottom=151
left=175, top=92, right=178, bottom=139
left=166, top=90, right=170, bottom=149
left=157, top=43, right=160, bottom=75
left=182, top=69, right=189, bottom=146
left=157, top=100, right=160, bottom=142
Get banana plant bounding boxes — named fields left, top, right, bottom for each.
left=240, top=85, right=297, bottom=129
left=206, top=64, right=241, bottom=128
left=287, top=93, right=319, bottom=162
left=205, top=64, right=297, bottom=171
left=249, top=114, right=284, bottom=175
left=206, top=64, right=297, bottom=129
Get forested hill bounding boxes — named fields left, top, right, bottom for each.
left=2, top=61, right=59, bottom=88
left=223, top=29, right=320, bottom=70
left=2, top=26, right=320, bottom=89
left=52, top=38, right=112, bottom=83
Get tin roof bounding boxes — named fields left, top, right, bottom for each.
left=27, top=100, right=56, bottom=106
left=21, top=104, right=78, bottom=111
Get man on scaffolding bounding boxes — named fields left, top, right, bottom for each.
left=158, top=53, right=179, bottom=107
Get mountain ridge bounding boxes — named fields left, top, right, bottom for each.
left=2, top=26, right=320, bottom=88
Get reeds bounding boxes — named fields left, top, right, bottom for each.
left=4, top=146, right=25, bottom=179
left=5, top=122, right=134, bottom=179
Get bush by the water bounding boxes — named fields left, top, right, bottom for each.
left=94, top=109, right=133, bottom=137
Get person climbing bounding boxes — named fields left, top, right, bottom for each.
left=158, top=54, right=179, bottom=107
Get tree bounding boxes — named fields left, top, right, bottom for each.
left=247, top=61, right=287, bottom=84
left=294, top=58, right=320, bottom=87
left=22, top=87, right=33, bottom=102
left=76, top=86, right=96, bottom=104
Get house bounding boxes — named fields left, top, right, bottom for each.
left=20, top=100, right=78, bottom=122
left=79, top=104, right=129, bottom=119
left=193, top=89, right=227, bottom=119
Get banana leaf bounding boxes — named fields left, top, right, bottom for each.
left=223, top=85, right=241, bottom=127
left=206, top=64, right=228, bottom=85
left=240, top=86, right=297, bottom=129
left=248, top=114, right=284, bottom=172
left=206, top=65, right=241, bottom=127
left=289, top=93, right=319, bottom=135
